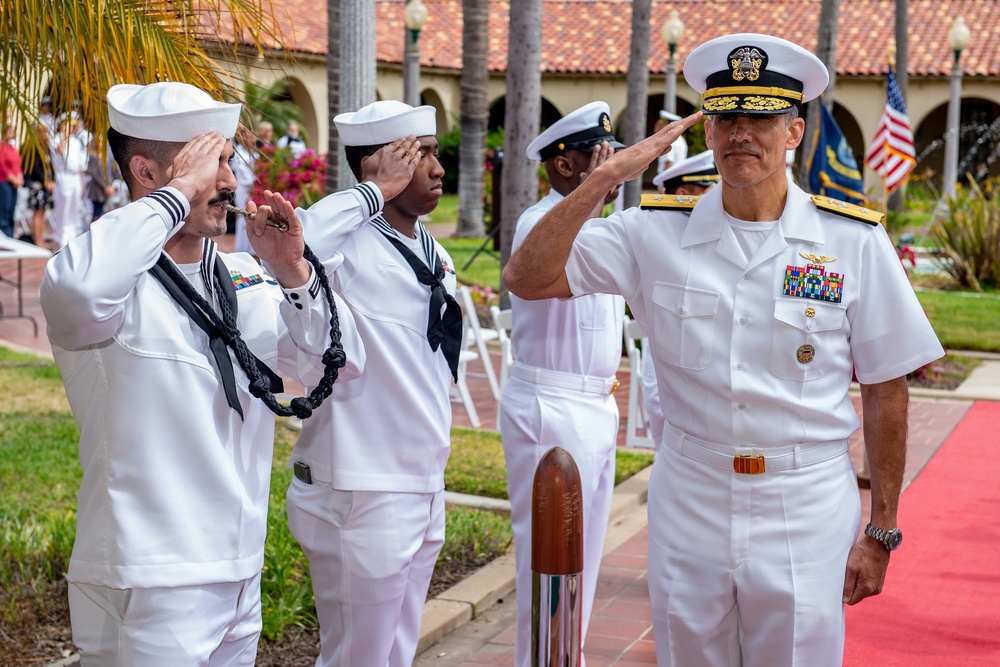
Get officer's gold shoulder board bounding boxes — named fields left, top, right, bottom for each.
left=640, top=193, right=700, bottom=211
left=810, top=195, right=883, bottom=226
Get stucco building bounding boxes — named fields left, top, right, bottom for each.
left=227, top=0, right=1000, bottom=194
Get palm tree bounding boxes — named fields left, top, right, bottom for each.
left=622, top=0, right=651, bottom=209
left=499, top=0, right=542, bottom=268
left=327, top=0, right=341, bottom=193
left=1, top=1, right=283, bottom=163
left=455, top=0, right=489, bottom=238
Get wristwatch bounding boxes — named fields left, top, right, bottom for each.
left=864, top=523, right=903, bottom=551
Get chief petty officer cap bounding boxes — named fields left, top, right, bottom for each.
left=107, top=81, right=242, bottom=141
left=335, top=100, right=437, bottom=147
left=526, top=101, right=626, bottom=161
left=652, top=150, right=720, bottom=190
left=684, top=33, right=828, bottom=115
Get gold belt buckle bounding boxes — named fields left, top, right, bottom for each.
left=609, top=379, right=620, bottom=395
left=733, top=454, right=766, bottom=475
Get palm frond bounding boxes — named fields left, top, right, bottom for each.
left=1, top=0, right=293, bottom=163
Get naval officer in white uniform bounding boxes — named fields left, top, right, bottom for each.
left=504, top=33, right=943, bottom=667
left=500, top=101, right=626, bottom=667
left=40, top=81, right=365, bottom=666
left=285, top=100, right=461, bottom=667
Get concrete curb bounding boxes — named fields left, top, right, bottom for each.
left=416, top=465, right=651, bottom=656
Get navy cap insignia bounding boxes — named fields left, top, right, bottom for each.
left=600, top=112, right=612, bottom=134
left=797, top=344, right=816, bottom=364
left=729, top=46, right=766, bottom=82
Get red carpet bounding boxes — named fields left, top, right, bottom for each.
left=844, top=401, right=1000, bottom=666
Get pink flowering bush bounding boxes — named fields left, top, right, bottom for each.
left=251, top=146, right=327, bottom=208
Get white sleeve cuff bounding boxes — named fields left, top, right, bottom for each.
left=140, top=187, right=190, bottom=236
left=349, top=181, right=384, bottom=219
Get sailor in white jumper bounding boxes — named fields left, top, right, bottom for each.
left=40, top=81, right=364, bottom=667
left=286, top=100, right=462, bottom=667
left=499, top=101, right=626, bottom=667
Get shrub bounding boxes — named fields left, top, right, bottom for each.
left=931, top=177, right=1000, bottom=291
left=252, top=146, right=327, bottom=209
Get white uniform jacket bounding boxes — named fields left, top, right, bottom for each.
left=565, top=183, right=944, bottom=447
left=510, top=190, right=625, bottom=375
left=293, top=183, right=457, bottom=493
left=40, top=187, right=365, bottom=589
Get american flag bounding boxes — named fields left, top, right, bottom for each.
left=865, top=66, right=916, bottom=192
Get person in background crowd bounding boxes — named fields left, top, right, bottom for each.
left=276, top=121, right=306, bottom=158
left=232, top=124, right=258, bottom=254
left=499, top=100, right=626, bottom=667
left=23, top=123, right=55, bottom=246
left=85, top=138, right=114, bottom=223
left=49, top=111, right=88, bottom=247
left=503, top=33, right=944, bottom=667
left=654, top=110, right=689, bottom=175
left=256, top=121, right=274, bottom=149
left=0, top=121, right=24, bottom=238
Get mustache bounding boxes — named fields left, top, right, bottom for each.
left=724, top=143, right=761, bottom=157
left=207, top=191, right=235, bottom=206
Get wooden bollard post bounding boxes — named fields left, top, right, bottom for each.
left=531, top=446, right=584, bottom=667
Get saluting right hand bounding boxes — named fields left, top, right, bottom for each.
left=597, top=111, right=703, bottom=185
left=164, top=131, right=228, bottom=211
left=360, top=135, right=422, bottom=202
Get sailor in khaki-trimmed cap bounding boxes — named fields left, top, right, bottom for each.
left=502, top=100, right=626, bottom=666
left=652, top=148, right=720, bottom=195
left=503, top=32, right=943, bottom=667
left=40, top=81, right=365, bottom=665
left=285, top=99, right=460, bottom=667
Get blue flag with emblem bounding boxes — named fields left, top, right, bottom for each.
left=806, top=102, right=867, bottom=206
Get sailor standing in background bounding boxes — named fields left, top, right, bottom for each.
left=500, top=101, right=626, bottom=667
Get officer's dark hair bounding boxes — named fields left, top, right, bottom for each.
left=107, top=127, right=185, bottom=195
left=344, top=143, right=389, bottom=181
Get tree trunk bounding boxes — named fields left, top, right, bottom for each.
left=456, top=0, right=489, bottom=237
left=336, top=0, right=378, bottom=191
left=499, top=0, right=542, bottom=271
left=326, top=0, right=341, bottom=194
left=800, top=0, right=840, bottom=187
left=888, top=0, right=908, bottom=211
left=622, top=0, right=651, bottom=209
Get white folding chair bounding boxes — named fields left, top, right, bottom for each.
left=624, top=318, right=655, bottom=449
left=451, top=347, right=482, bottom=428
left=490, top=305, right=513, bottom=430
left=456, top=285, right=501, bottom=400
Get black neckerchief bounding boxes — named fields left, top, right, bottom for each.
left=148, top=249, right=283, bottom=419
left=372, top=218, right=462, bottom=382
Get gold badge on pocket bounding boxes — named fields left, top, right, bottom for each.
left=797, top=344, right=815, bottom=364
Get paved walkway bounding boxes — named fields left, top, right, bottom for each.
left=3, top=232, right=997, bottom=667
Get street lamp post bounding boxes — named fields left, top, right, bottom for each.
left=943, top=16, right=970, bottom=199
left=661, top=10, right=684, bottom=117
left=403, top=0, right=429, bottom=108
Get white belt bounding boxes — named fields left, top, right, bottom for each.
left=510, top=363, right=620, bottom=395
left=662, top=423, right=849, bottom=474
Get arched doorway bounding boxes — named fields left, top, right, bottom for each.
left=914, top=98, right=1000, bottom=188
left=487, top=97, right=562, bottom=132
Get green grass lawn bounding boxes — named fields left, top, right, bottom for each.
left=915, top=288, right=1000, bottom=351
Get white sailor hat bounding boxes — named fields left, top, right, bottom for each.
left=335, top=100, right=436, bottom=147
left=659, top=110, right=681, bottom=122
left=652, top=150, right=720, bottom=191
left=526, top=101, right=626, bottom=161
left=107, top=82, right=241, bottom=142
left=684, top=33, right=828, bottom=115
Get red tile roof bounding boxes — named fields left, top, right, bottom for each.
left=252, top=0, right=1000, bottom=78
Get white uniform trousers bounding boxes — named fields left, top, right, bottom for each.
left=286, top=482, right=445, bottom=667
left=647, top=429, right=861, bottom=667
left=52, top=171, right=84, bottom=247
left=68, top=572, right=262, bottom=667
left=499, top=374, right=619, bottom=667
